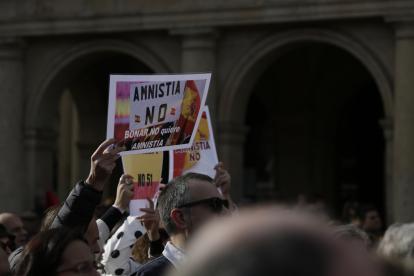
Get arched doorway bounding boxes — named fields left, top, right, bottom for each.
left=243, top=42, right=385, bottom=217
left=218, top=29, right=393, bottom=221
left=24, top=40, right=169, bottom=210
left=55, top=53, right=154, bottom=201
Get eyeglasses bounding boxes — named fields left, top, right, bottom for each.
left=178, top=197, right=229, bottom=213
left=56, top=260, right=102, bottom=275
left=0, top=241, right=13, bottom=252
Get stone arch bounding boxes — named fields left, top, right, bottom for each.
left=23, top=39, right=171, bottom=207
left=217, top=28, right=393, bottom=202
left=219, top=28, right=393, bottom=124
left=26, top=39, right=171, bottom=129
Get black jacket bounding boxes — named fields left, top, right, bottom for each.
left=51, top=180, right=102, bottom=230
left=131, top=255, right=176, bottom=276
left=10, top=180, right=122, bottom=271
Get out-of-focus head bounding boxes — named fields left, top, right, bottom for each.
left=0, top=213, right=27, bottom=248
left=342, top=200, right=359, bottom=222
left=34, top=190, right=46, bottom=210
left=333, top=224, right=369, bottom=251
left=20, top=211, right=41, bottom=237
left=0, top=244, right=9, bottom=276
left=172, top=209, right=379, bottom=276
left=375, top=256, right=414, bottom=276
left=0, top=223, right=15, bottom=256
left=40, top=203, right=64, bottom=231
left=84, top=219, right=100, bottom=255
left=158, top=173, right=230, bottom=238
left=359, top=205, right=382, bottom=232
left=15, top=227, right=99, bottom=276
left=39, top=203, right=100, bottom=255
left=378, top=223, right=414, bottom=261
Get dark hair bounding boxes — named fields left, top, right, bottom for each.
left=358, top=204, right=378, bottom=221
left=40, top=203, right=64, bottom=231
left=15, top=228, right=87, bottom=276
left=341, top=200, right=358, bottom=222
left=158, top=173, right=214, bottom=236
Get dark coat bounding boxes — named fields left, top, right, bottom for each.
left=10, top=180, right=104, bottom=272
left=51, top=180, right=102, bottom=230
left=131, top=255, right=176, bottom=276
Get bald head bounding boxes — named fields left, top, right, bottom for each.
left=0, top=213, right=27, bottom=248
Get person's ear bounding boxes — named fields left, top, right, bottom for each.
left=171, top=208, right=188, bottom=230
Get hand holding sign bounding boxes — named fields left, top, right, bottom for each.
left=114, top=174, right=135, bottom=210
left=86, top=138, right=123, bottom=191
left=137, top=197, right=160, bottom=242
left=214, top=162, right=231, bottom=195
left=214, top=162, right=235, bottom=212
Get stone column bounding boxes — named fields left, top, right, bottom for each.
left=0, top=38, right=26, bottom=213
left=379, top=118, right=393, bottom=225
left=392, top=21, right=414, bottom=222
left=217, top=122, right=249, bottom=201
left=25, top=129, right=58, bottom=211
left=171, top=27, right=219, bottom=132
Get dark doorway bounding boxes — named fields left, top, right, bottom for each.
left=337, top=80, right=385, bottom=218
left=243, top=42, right=385, bottom=219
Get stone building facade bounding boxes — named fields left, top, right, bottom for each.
left=0, top=0, right=413, bottom=224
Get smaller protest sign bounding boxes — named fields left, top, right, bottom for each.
left=122, top=152, right=163, bottom=217
left=169, top=106, right=220, bottom=189
left=107, top=73, right=211, bottom=155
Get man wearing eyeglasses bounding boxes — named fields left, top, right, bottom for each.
left=0, top=224, right=15, bottom=256
left=131, top=171, right=234, bottom=276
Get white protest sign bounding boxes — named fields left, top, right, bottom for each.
left=107, top=73, right=211, bottom=155
left=169, top=106, right=220, bottom=192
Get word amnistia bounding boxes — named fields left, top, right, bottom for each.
left=133, top=81, right=181, bottom=101
left=175, top=141, right=211, bottom=153
left=131, top=140, right=164, bottom=150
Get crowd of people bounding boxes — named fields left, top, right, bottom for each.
left=0, top=138, right=413, bottom=276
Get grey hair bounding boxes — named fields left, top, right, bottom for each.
left=333, top=224, right=369, bottom=246
left=378, top=222, right=414, bottom=260
left=158, top=173, right=214, bottom=236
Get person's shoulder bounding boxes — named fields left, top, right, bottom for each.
left=130, top=255, right=171, bottom=276
left=9, top=246, right=24, bottom=272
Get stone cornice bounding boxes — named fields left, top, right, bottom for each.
left=385, top=15, right=414, bottom=39
left=0, top=37, right=25, bottom=59
left=0, top=1, right=412, bottom=36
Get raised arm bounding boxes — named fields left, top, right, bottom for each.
left=214, top=162, right=236, bottom=213
left=51, top=139, right=123, bottom=230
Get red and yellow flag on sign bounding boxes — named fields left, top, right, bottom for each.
left=171, top=80, right=201, bottom=145
left=122, top=153, right=163, bottom=200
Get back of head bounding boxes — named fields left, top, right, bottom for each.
left=158, top=173, right=213, bottom=236
left=378, top=223, right=414, bottom=260
left=174, top=209, right=379, bottom=276
left=15, top=227, right=86, bottom=276
left=185, top=230, right=329, bottom=276
left=40, top=203, right=63, bottom=231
